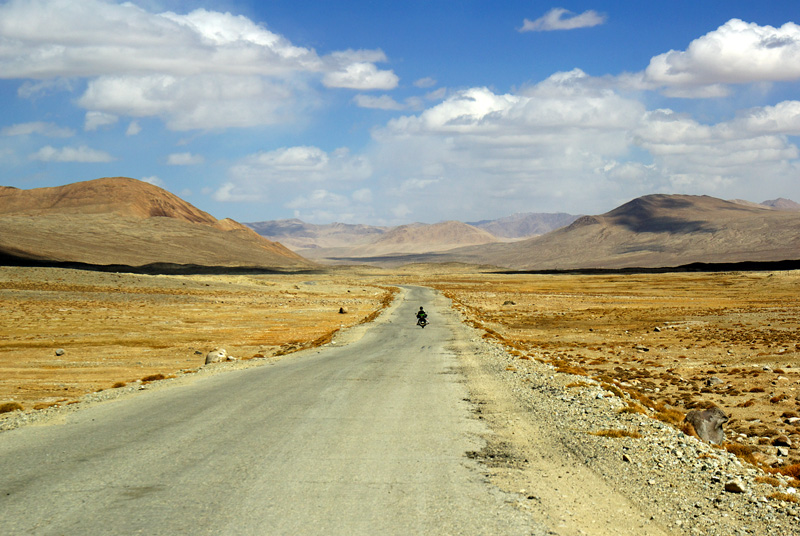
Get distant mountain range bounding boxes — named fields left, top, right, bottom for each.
left=2, top=177, right=798, bottom=271
left=0, top=177, right=312, bottom=271
left=246, top=197, right=800, bottom=268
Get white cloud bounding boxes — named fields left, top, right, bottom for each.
left=1, top=121, right=74, bottom=137
left=641, top=19, right=800, bottom=96
left=352, top=188, right=372, bottom=203
left=126, top=121, right=142, bottom=136
left=141, top=176, right=165, bottom=187
left=0, top=0, right=396, bottom=130
left=322, top=61, right=398, bottom=90
left=414, top=77, right=437, bottom=88
left=84, top=111, right=118, bottom=131
left=167, top=152, right=205, bottom=165
left=30, top=145, right=114, bottom=162
left=353, top=94, right=405, bottom=110
left=520, top=8, right=607, bottom=32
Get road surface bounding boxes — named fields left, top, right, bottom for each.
left=0, top=286, right=542, bottom=535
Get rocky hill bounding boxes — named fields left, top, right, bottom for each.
left=247, top=219, right=388, bottom=250
left=440, top=194, right=800, bottom=270
left=467, top=212, right=580, bottom=238
left=0, top=177, right=313, bottom=270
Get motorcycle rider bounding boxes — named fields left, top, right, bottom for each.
left=416, top=306, right=428, bottom=326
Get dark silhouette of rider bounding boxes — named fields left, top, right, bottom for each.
left=416, top=306, right=427, bottom=325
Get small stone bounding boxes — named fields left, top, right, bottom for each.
left=724, top=480, right=747, bottom=493
left=338, top=307, right=348, bottom=314
left=773, top=435, right=792, bottom=447
left=776, top=447, right=790, bottom=457
left=55, top=348, right=65, bottom=356
left=653, top=327, right=661, bottom=332
left=622, top=453, right=632, bottom=463
left=205, top=348, right=227, bottom=364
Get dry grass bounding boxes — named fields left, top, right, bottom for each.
left=755, top=475, right=782, bottom=487
left=768, top=492, right=799, bottom=504
left=591, top=429, right=642, bottom=439
left=0, top=401, right=24, bottom=414
left=0, top=266, right=395, bottom=411
left=422, top=270, right=800, bottom=467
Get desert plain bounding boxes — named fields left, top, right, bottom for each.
left=1, top=264, right=799, bottom=471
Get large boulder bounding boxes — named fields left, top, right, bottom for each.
left=684, top=407, right=728, bottom=444
left=205, top=348, right=228, bottom=364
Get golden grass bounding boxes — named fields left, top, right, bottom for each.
left=0, top=401, right=24, bottom=414
left=591, top=429, right=642, bottom=439
left=768, top=492, right=799, bottom=503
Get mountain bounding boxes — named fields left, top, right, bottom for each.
left=290, top=220, right=499, bottom=262
left=761, top=198, right=800, bottom=211
left=246, top=219, right=388, bottom=250
left=468, top=212, right=580, bottom=238
left=0, top=177, right=312, bottom=270
left=438, top=194, right=800, bottom=270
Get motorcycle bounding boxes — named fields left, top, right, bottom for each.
left=417, top=316, right=428, bottom=328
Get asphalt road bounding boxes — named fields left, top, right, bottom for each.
left=0, top=286, right=540, bottom=535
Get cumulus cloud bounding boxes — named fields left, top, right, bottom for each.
left=30, top=145, right=114, bottom=162
left=0, top=0, right=398, bottom=130
left=353, top=94, right=405, bottom=110
left=126, top=121, right=142, bottom=136
left=520, top=8, right=606, bottom=32
left=640, top=19, right=800, bottom=96
left=84, top=111, right=118, bottom=131
left=1, top=121, right=74, bottom=137
left=141, top=176, right=165, bottom=188
left=167, top=152, right=205, bottom=165
left=215, top=145, right=373, bottom=205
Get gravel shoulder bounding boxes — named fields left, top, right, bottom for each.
left=436, top=289, right=800, bottom=536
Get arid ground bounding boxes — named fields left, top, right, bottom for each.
left=415, top=268, right=800, bottom=468
left=0, top=266, right=394, bottom=412
left=2, top=265, right=799, bottom=470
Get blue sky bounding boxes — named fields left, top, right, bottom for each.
left=2, top=1, right=800, bottom=225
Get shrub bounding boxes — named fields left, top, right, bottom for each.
left=112, top=382, right=127, bottom=388
left=0, top=401, right=24, bottom=414
left=768, top=492, right=799, bottom=504
left=591, top=429, right=642, bottom=439
left=141, top=373, right=166, bottom=383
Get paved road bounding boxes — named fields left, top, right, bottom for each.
left=0, top=286, right=539, bottom=535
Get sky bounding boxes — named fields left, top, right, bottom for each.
left=1, top=1, right=800, bottom=225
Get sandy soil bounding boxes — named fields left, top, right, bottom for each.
left=0, top=266, right=394, bottom=412
left=417, top=269, right=800, bottom=468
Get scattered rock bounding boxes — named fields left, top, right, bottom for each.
left=705, top=377, right=724, bottom=387
left=503, top=300, right=516, bottom=306
left=205, top=348, right=228, bottom=364
left=338, top=307, right=348, bottom=314
left=724, top=480, right=747, bottom=493
left=55, top=349, right=65, bottom=356
left=773, top=435, right=792, bottom=447
left=634, top=345, right=649, bottom=352
left=684, top=407, right=728, bottom=444
left=653, top=327, right=661, bottom=332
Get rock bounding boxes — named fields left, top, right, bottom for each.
left=503, top=300, right=516, bottom=306
left=55, top=348, right=65, bottom=356
left=338, top=307, right=348, bottom=314
left=724, top=480, right=747, bottom=493
left=684, top=407, right=728, bottom=444
left=634, top=345, right=649, bottom=352
left=751, top=451, right=781, bottom=467
left=205, top=348, right=227, bottom=364
left=653, top=327, right=661, bottom=332
left=786, top=417, right=800, bottom=425
left=777, top=446, right=790, bottom=457
left=705, top=377, right=724, bottom=387
left=622, top=453, right=632, bottom=463
left=773, top=435, right=792, bottom=447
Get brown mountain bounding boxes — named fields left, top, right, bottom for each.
left=0, top=177, right=312, bottom=270
left=468, top=212, right=580, bottom=238
left=437, top=194, right=800, bottom=270
left=246, top=219, right=388, bottom=250
left=297, top=220, right=499, bottom=262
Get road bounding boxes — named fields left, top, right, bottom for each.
left=0, top=286, right=541, bottom=535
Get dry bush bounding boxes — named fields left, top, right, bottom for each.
left=141, top=373, right=166, bottom=383
left=654, top=407, right=686, bottom=427
left=771, top=463, right=800, bottom=480
left=681, top=421, right=700, bottom=440
left=755, top=476, right=782, bottom=487
left=112, top=382, right=126, bottom=388
left=0, top=401, right=24, bottom=413
left=721, top=442, right=761, bottom=466
left=600, top=382, right=625, bottom=398
left=566, top=381, right=592, bottom=389
left=768, top=492, right=799, bottom=504
left=619, top=403, right=648, bottom=415
left=591, top=429, right=642, bottom=439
